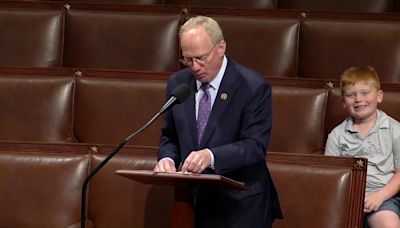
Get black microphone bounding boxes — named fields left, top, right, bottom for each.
left=81, top=83, right=192, bottom=228
left=160, top=83, right=192, bottom=114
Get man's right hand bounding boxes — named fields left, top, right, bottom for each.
left=153, top=159, right=176, bottom=173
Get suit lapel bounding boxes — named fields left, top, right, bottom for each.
left=199, top=60, right=241, bottom=147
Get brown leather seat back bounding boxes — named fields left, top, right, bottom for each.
left=271, top=164, right=351, bottom=228
left=0, top=75, right=75, bottom=142
left=214, top=15, right=299, bottom=77
left=0, top=9, right=63, bottom=67
left=299, top=18, right=400, bottom=82
left=0, top=151, right=90, bottom=228
left=380, top=90, right=400, bottom=122
left=74, top=77, right=166, bottom=145
left=277, top=0, right=392, bottom=12
left=268, top=152, right=366, bottom=228
left=64, top=10, right=181, bottom=72
left=269, top=86, right=328, bottom=154
left=165, top=0, right=276, bottom=8
left=88, top=152, right=174, bottom=228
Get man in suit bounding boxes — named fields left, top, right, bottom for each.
left=154, top=16, right=282, bottom=228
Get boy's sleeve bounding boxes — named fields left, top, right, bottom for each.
left=324, top=131, right=342, bottom=156
left=391, top=121, right=400, bottom=169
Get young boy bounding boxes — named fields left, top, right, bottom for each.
left=325, top=66, right=400, bottom=228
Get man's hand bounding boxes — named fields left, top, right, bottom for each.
left=153, top=159, right=176, bottom=173
left=181, top=149, right=211, bottom=173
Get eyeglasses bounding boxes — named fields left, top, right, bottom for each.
left=180, top=42, right=220, bottom=66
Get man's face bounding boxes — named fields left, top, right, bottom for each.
left=180, top=26, right=226, bottom=83
left=342, top=82, right=383, bottom=123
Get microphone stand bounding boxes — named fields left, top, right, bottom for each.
left=81, top=111, right=162, bottom=228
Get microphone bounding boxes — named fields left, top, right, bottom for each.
left=81, top=83, right=192, bottom=228
left=160, top=83, right=192, bottom=114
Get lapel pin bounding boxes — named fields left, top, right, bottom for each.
left=220, top=93, right=228, bottom=101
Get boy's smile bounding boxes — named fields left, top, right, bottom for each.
left=343, top=82, right=383, bottom=123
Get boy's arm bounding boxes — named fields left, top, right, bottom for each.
left=377, top=169, right=400, bottom=199
left=364, top=169, right=400, bottom=212
left=365, top=123, right=400, bottom=212
left=324, top=132, right=342, bottom=156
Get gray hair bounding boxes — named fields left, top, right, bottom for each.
left=179, top=16, right=224, bottom=45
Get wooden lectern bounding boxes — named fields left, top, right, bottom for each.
left=115, top=170, right=246, bottom=228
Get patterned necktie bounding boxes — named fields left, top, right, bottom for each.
left=197, top=83, right=211, bottom=144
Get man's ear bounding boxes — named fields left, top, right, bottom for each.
left=218, top=40, right=227, bottom=56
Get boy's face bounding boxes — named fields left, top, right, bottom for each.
left=342, top=82, right=383, bottom=122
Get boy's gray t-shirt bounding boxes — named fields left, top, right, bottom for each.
left=325, top=110, right=400, bottom=194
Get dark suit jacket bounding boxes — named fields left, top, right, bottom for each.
left=159, top=57, right=282, bottom=228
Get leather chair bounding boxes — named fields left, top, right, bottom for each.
left=63, top=10, right=181, bottom=72
left=299, top=17, right=400, bottom=83
left=0, top=9, right=63, bottom=67
left=268, top=152, right=366, bottom=228
left=165, top=0, right=276, bottom=8
left=0, top=151, right=90, bottom=228
left=269, top=85, right=328, bottom=154
left=88, top=149, right=174, bottom=228
left=277, top=0, right=392, bottom=12
left=0, top=75, right=75, bottom=142
left=74, top=77, right=166, bottom=146
left=213, top=15, right=299, bottom=77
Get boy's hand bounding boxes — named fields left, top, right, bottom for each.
left=364, top=192, right=385, bottom=213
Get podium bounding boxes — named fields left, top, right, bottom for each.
left=115, top=170, right=246, bottom=228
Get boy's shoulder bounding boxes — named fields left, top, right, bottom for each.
left=378, top=110, right=400, bottom=127
left=375, top=110, right=400, bottom=140
left=383, top=112, right=400, bottom=137
left=328, top=117, right=352, bottom=141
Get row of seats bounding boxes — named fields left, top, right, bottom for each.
left=1, top=68, right=400, bottom=154
left=32, top=0, right=400, bottom=13
left=0, top=141, right=367, bottom=228
left=0, top=66, right=370, bottom=226
left=0, top=2, right=394, bottom=227
left=2, top=2, right=400, bottom=82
